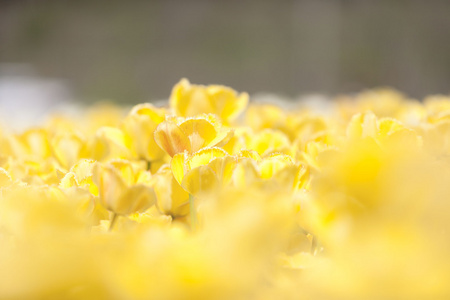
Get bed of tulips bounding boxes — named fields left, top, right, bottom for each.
left=1, top=79, right=450, bottom=299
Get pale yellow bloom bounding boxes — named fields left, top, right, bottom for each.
left=3, top=128, right=52, bottom=160
left=245, top=103, right=285, bottom=130
left=154, top=114, right=231, bottom=157
left=51, top=131, right=85, bottom=170
left=171, top=147, right=229, bottom=195
left=121, top=103, right=166, bottom=162
left=247, top=129, right=291, bottom=157
left=170, top=78, right=249, bottom=124
left=83, top=126, right=132, bottom=161
left=93, top=159, right=156, bottom=215
left=150, top=165, right=190, bottom=218
left=60, top=158, right=98, bottom=195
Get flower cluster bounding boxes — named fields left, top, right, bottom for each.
left=1, top=80, right=450, bottom=299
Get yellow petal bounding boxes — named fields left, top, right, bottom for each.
left=70, top=159, right=95, bottom=180
left=122, top=104, right=166, bottom=161
left=152, top=169, right=189, bottom=217
left=301, top=141, right=325, bottom=170
left=274, top=164, right=309, bottom=191
left=150, top=171, right=173, bottom=213
left=181, top=165, right=219, bottom=195
left=154, top=120, right=191, bottom=157
left=22, top=129, right=52, bottom=159
left=135, top=169, right=152, bottom=185
left=232, top=158, right=260, bottom=188
left=347, top=111, right=378, bottom=139
left=385, top=128, right=421, bottom=150
left=213, top=129, right=234, bottom=148
left=115, top=184, right=156, bottom=215
left=59, top=172, right=78, bottom=188
left=187, top=147, right=228, bottom=170
left=208, top=156, right=238, bottom=186
left=93, top=163, right=127, bottom=213
left=378, top=118, right=405, bottom=137
left=51, top=133, right=84, bottom=169
left=171, top=151, right=189, bottom=185
left=169, top=78, right=191, bottom=116
left=170, top=78, right=211, bottom=117
left=296, top=164, right=310, bottom=190
left=207, top=85, right=249, bottom=123
left=178, top=118, right=218, bottom=152
left=109, top=159, right=135, bottom=186
left=246, top=104, right=285, bottom=130
left=170, top=79, right=248, bottom=123
left=62, top=187, right=95, bottom=216
left=249, top=129, right=291, bottom=156
left=237, top=149, right=262, bottom=161
left=94, top=126, right=132, bottom=159
left=129, top=103, right=165, bottom=123
left=169, top=176, right=190, bottom=216
left=259, top=153, right=294, bottom=179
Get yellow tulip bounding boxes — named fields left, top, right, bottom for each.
left=170, top=78, right=249, bottom=124
left=60, top=159, right=98, bottom=196
left=258, top=153, right=310, bottom=191
left=287, top=113, right=329, bottom=144
left=424, top=95, right=450, bottom=124
left=154, top=114, right=231, bottom=157
left=4, top=129, right=52, bottom=160
left=179, top=155, right=242, bottom=196
left=337, top=88, right=406, bottom=120
left=121, top=103, right=166, bottom=162
left=82, top=126, right=133, bottom=162
left=300, top=140, right=332, bottom=170
left=85, top=102, right=125, bottom=131
left=346, top=112, right=421, bottom=151
left=346, top=111, right=378, bottom=139
left=248, top=129, right=291, bottom=157
left=245, top=103, right=285, bottom=130
left=150, top=166, right=190, bottom=218
left=51, top=131, right=85, bottom=170
left=171, top=147, right=228, bottom=187
left=93, top=159, right=156, bottom=216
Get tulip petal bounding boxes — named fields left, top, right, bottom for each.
left=187, top=147, right=227, bottom=170
left=181, top=165, right=219, bottom=195
left=178, top=118, right=217, bottom=152
left=171, top=151, right=188, bottom=185
left=154, top=120, right=191, bottom=157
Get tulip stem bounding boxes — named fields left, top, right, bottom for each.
left=147, top=161, right=152, bottom=171
left=189, top=194, right=197, bottom=230
left=109, top=213, right=118, bottom=232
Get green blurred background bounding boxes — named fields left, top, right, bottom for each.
left=1, top=0, right=450, bottom=104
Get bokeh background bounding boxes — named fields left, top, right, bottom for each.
left=1, top=0, right=450, bottom=109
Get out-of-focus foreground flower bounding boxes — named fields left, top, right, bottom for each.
left=0, top=81, right=450, bottom=299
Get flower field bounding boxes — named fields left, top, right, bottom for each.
left=0, top=79, right=450, bottom=299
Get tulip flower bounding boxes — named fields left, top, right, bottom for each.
left=121, top=103, right=166, bottom=163
left=93, top=160, right=156, bottom=229
left=170, top=78, right=249, bottom=124
left=150, top=165, right=190, bottom=218
left=154, top=114, right=232, bottom=157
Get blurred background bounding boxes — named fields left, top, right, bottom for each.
left=1, top=0, right=449, bottom=111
